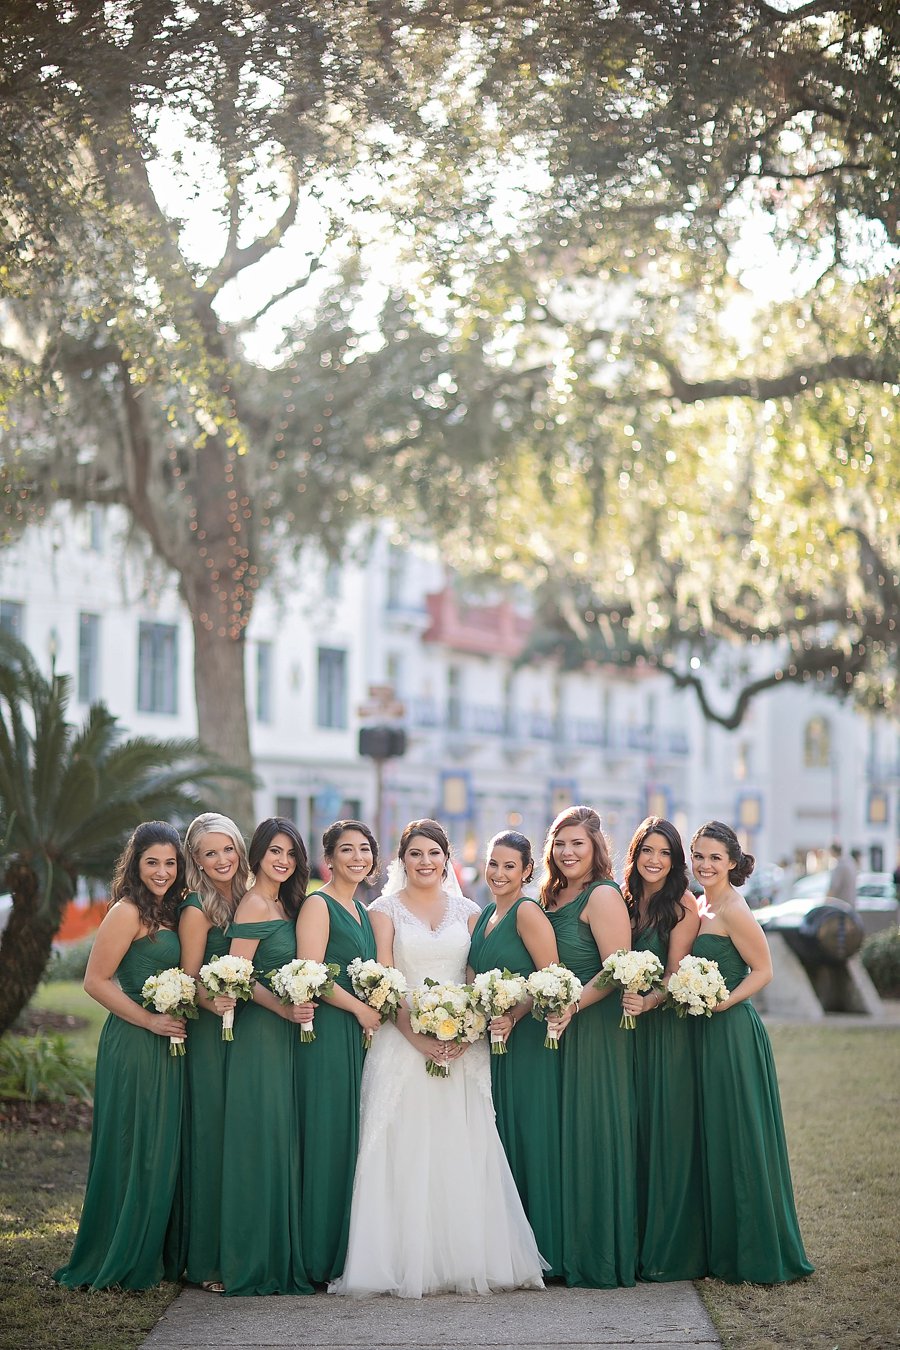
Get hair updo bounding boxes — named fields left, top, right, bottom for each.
left=690, top=820, right=756, bottom=887
left=398, top=819, right=451, bottom=877
left=321, top=819, right=380, bottom=880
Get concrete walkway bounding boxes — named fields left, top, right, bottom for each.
left=141, top=1282, right=721, bottom=1350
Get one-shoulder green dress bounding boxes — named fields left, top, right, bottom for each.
left=218, top=919, right=312, bottom=1296
left=692, top=932, right=814, bottom=1284
left=547, top=881, right=638, bottom=1288
left=54, top=929, right=184, bottom=1290
left=177, top=893, right=232, bottom=1286
left=632, top=926, right=706, bottom=1280
left=468, top=898, right=563, bottom=1277
left=295, top=894, right=376, bottom=1283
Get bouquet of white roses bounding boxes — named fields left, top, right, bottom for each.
left=471, top=967, right=528, bottom=1054
left=594, top=948, right=666, bottom=1029
left=409, top=978, right=487, bottom=1077
left=267, top=958, right=339, bottom=1042
left=526, top=964, right=584, bottom=1049
left=198, top=954, right=255, bottom=1041
left=347, top=957, right=408, bottom=1047
left=666, top=954, right=729, bottom=1018
left=141, top=966, right=199, bottom=1055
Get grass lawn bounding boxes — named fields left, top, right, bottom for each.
left=699, top=1022, right=900, bottom=1350
left=2, top=989, right=898, bottom=1350
left=27, top=980, right=107, bottom=1062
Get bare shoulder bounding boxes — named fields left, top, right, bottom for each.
left=517, top=898, right=553, bottom=933
left=589, top=880, right=628, bottom=915
left=99, top=899, right=143, bottom=939
left=233, top=889, right=272, bottom=922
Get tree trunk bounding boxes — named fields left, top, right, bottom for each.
left=0, top=866, right=58, bottom=1036
left=188, top=611, right=256, bottom=831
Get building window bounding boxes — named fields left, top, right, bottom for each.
left=323, top=560, right=341, bottom=600
left=385, top=651, right=404, bottom=696
left=447, top=665, right=463, bottom=731
left=256, top=641, right=273, bottom=724
left=386, top=545, right=405, bottom=608
left=275, top=795, right=298, bottom=822
left=317, top=647, right=347, bottom=729
left=78, top=613, right=101, bottom=703
left=804, top=716, right=831, bottom=769
left=0, top=600, right=23, bottom=640
left=137, top=622, right=178, bottom=714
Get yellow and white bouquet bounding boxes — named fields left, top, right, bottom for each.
left=594, top=948, right=666, bottom=1029
left=141, top=966, right=199, bottom=1055
left=526, top=964, right=584, bottom=1048
left=198, top=954, right=255, bottom=1041
left=666, top=954, right=729, bottom=1018
left=347, top=957, right=409, bottom=1047
left=268, top=958, right=339, bottom=1042
left=471, top=967, right=528, bottom=1054
left=409, top=978, right=487, bottom=1077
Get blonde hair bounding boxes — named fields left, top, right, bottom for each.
left=184, top=813, right=249, bottom=930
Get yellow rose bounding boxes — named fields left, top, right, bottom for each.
left=437, top=1017, right=458, bottom=1040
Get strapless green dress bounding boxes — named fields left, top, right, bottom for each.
left=176, top=893, right=233, bottom=1285
left=53, top=929, right=184, bottom=1290
left=468, top=898, right=563, bottom=1277
left=632, top=926, right=706, bottom=1279
left=218, top=919, right=312, bottom=1295
left=294, top=894, right=376, bottom=1283
left=693, top=932, right=814, bottom=1283
left=547, top=882, right=637, bottom=1287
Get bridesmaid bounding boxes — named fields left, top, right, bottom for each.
left=218, top=818, right=314, bottom=1296
left=467, top=830, right=563, bottom=1277
left=54, top=822, right=187, bottom=1290
left=541, top=804, right=638, bottom=1288
left=294, top=819, right=379, bottom=1284
left=177, top=813, right=250, bottom=1291
left=690, top=820, right=814, bottom=1284
left=620, top=817, right=705, bottom=1281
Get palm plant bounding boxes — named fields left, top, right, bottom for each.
left=0, top=631, right=252, bottom=1035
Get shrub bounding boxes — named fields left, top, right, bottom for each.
left=43, top=937, right=94, bottom=983
left=860, top=926, right=900, bottom=998
left=0, top=1031, right=94, bottom=1103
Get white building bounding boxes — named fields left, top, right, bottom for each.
left=2, top=504, right=897, bottom=881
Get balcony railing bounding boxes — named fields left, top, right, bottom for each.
left=403, top=698, right=690, bottom=756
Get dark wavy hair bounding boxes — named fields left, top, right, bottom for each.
left=109, top=821, right=185, bottom=937
left=690, top=820, right=756, bottom=888
left=249, top=818, right=310, bottom=921
left=398, top=818, right=451, bottom=877
left=486, top=831, right=535, bottom=884
left=322, top=819, right=379, bottom=880
left=623, top=817, right=689, bottom=949
left=540, top=805, right=613, bottom=909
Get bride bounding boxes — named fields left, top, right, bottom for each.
left=329, top=819, right=546, bottom=1298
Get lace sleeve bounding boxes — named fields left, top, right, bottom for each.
left=367, top=894, right=398, bottom=922
left=452, top=893, right=482, bottom=923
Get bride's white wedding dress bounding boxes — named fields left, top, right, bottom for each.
left=328, top=890, right=546, bottom=1298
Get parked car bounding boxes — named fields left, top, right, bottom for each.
left=760, top=870, right=899, bottom=938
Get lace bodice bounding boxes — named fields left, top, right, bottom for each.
left=369, top=892, right=481, bottom=987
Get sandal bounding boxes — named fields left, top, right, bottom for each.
left=201, top=1281, right=225, bottom=1293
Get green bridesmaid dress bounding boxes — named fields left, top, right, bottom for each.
left=295, top=894, right=376, bottom=1283
left=54, top=930, right=184, bottom=1290
left=468, top=898, right=563, bottom=1277
left=218, top=919, right=312, bottom=1296
left=693, top=933, right=814, bottom=1283
left=548, top=881, right=638, bottom=1288
left=178, top=893, right=232, bottom=1286
left=632, top=927, right=706, bottom=1280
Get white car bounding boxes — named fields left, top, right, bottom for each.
left=756, top=870, right=898, bottom=938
